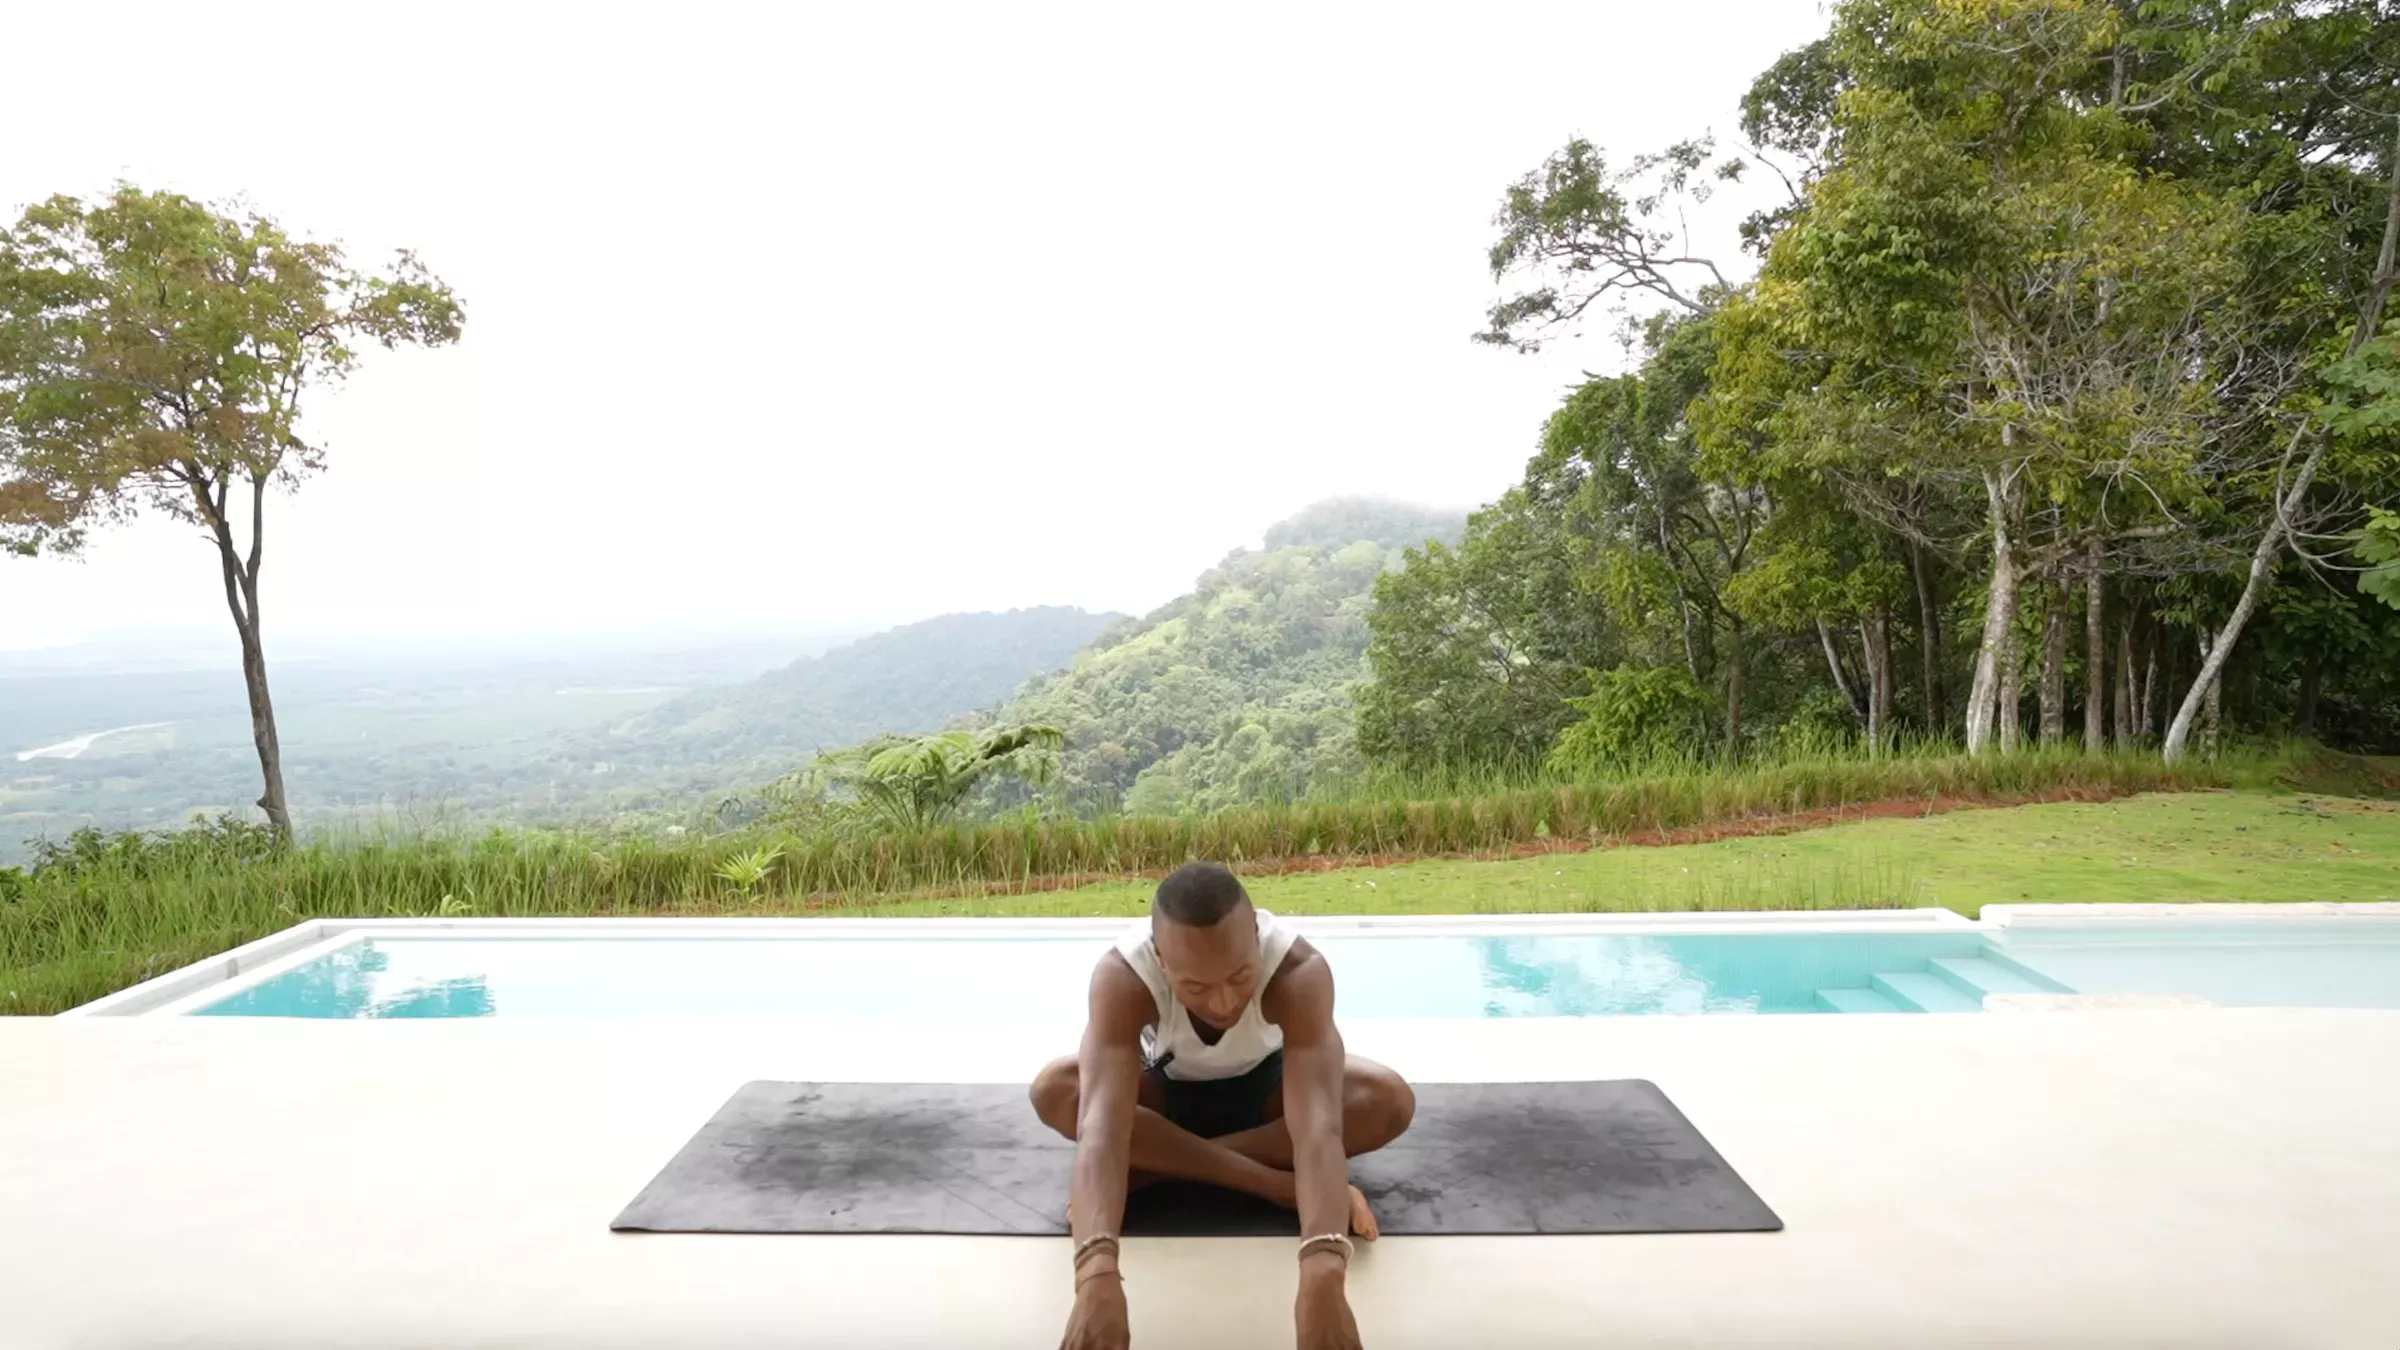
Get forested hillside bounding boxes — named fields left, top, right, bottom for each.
left=978, top=499, right=1466, bottom=814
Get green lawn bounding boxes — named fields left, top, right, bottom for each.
left=851, top=791, right=2400, bottom=919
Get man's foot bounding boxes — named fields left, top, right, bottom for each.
left=1070, top=1179, right=1379, bottom=1239
left=1346, top=1184, right=1380, bottom=1241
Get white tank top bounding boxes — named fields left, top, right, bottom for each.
left=1114, top=907, right=1298, bottom=1082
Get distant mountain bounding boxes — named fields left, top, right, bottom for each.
left=977, top=499, right=1467, bottom=815
left=547, top=606, right=1124, bottom=802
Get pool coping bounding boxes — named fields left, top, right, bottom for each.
left=64, top=907, right=1982, bottom=1018
left=1984, top=901, right=2400, bottom=928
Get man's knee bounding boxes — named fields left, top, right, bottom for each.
left=1352, top=1064, right=1416, bottom=1147
left=1030, top=1057, right=1079, bottom=1136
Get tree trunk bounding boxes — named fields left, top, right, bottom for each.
left=2039, top=576, right=2068, bottom=747
left=1965, top=468, right=2019, bottom=754
left=232, top=577, right=291, bottom=833
left=1818, top=618, right=1866, bottom=727
left=1909, top=537, right=1944, bottom=734
left=1660, top=502, right=1702, bottom=684
left=2163, top=429, right=2321, bottom=762
left=198, top=470, right=292, bottom=838
left=1724, top=617, right=1746, bottom=754
left=2084, top=536, right=2106, bottom=752
left=2165, top=116, right=2400, bottom=762
left=2150, top=619, right=2169, bottom=735
left=2114, top=607, right=2138, bottom=750
left=1998, top=603, right=2024, bottom=754
left=1863, top=608, right=1893, bottom=757
left=2196, top=631, right=2222, bottom=759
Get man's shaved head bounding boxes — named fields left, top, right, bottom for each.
left=1153, top=861, right=1250, bottom=929
left=1150, top=861, right=1259, bottom=1028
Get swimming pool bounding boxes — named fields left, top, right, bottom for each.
left=73, top=905, right=2400, bottom=1019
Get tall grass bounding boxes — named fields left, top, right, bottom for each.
left=6, top=742, right=2302, bottom=1015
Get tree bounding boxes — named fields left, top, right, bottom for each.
left=1539, top=314, right=1772, bottom=747
left=1356, top=490, right=1613, bottom=770
left=0, top=187, right=462, bottom=835
left=1475, top=137, right=1746, bottom=351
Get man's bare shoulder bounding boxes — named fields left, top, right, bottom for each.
left=1261, top=936, right=1333, bottom=1028
left=1087, top=948, right=1154, bottom=1039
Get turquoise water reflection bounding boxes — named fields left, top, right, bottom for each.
left=200, top=942, right=497, bottom=1018
left=191, top=931, right=1992, bottom=1019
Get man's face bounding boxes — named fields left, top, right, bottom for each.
left=1152, top=906, right=1262, bottom=1030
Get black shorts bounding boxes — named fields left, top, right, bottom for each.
left=1147, top=1049, right=1284, bottom=1139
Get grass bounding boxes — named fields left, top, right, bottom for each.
left=1, top=743, right=2388, bottom=1015
left=853, top=791, right=2400, bottom=919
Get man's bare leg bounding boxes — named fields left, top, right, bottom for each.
left=1206, top=1054, right=1416, bottom=1170
left=1030, top=1056, right=1378, bottom=1221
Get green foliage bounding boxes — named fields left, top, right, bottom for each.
left=1356, top=490, right=1607, bottom=770
left=25, top=813, right=281, bottom=880
left=2358, top=508, right=2400, bottom=612
left=2324, top=327, right=2400, bottom=442
left=1545, top=666, right=1715, bottom=776
left=775, top=724, right=1064, bottom=833
left=712, top=845, right=784, bottom=895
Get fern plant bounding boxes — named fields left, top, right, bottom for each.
left=713, top=845, right=785, bottom=896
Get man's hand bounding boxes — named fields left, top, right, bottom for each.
left=1060, top=1273, right=1130, bottom=1350
left=1295, top=1254, right=1362, bottom=1350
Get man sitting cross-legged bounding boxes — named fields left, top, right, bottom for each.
left=1029, top=861, right=1416, bottom=1350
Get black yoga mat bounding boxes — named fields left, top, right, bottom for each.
left=610, top=1079, right=1780, bottom=1237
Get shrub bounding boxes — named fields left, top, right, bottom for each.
left=1545, top=666, right=1715, bottom=776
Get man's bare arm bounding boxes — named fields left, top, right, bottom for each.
left=1264, top=949, right=1349, bottom=1246
left=1265, top=945, right=1364, bottom=1348
left=1070, top=955, right=1153, bottom=1247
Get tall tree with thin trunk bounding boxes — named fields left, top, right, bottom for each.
left=2039, top=575, right=2069, bottom=746
left=2114, top=606, right=2139, bottom=748
left=0, top=187, right=462, bottom=836
left=2083, top=536, right=2107, bottom=751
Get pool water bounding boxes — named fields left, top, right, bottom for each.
left=195, top=931, right=1998, bottom=1020
left=186, top=921, right=2400, bottom=1019
left=1989, top=923, right=2400, bottom=1011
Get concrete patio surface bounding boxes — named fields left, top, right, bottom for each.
left=4, top=1007, right=2397, bottom=1349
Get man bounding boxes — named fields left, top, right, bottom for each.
left=1030, top=861, right=1416, bottom=1350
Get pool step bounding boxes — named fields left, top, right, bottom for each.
left=1869, top=971, right=1982, bottom=1013
left=1929, top=956, right=2051, bottom=1001
left=1814, top=986, right=1904, bottom=1014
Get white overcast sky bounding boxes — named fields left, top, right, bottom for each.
left=2, top=0, right=1826, bottom=654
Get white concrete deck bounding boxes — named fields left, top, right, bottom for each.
left=5, top=1009, right=2397, bottom=1349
